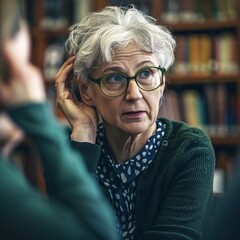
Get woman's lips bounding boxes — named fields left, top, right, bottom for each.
left=123, top=111, right=145, bottom=118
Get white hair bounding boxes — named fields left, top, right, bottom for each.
left=65, top=6, right=176, bottom=82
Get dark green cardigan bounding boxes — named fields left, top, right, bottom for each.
left=71, top=118, right=216, bottom=240
left=0, top=103, right=118, bottom=240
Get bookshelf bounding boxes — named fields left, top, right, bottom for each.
left=91, top=0, right=240, bottom=193
left=23, top=0, right=93, bottom=122
left=155, top=0, right=240, bottom=193
left=22, top=0, right=240, bottom=192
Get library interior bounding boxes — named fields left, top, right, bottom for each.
left=3, top=0, right=240, bottom=235
left=18, top=0, right=239, bottom=196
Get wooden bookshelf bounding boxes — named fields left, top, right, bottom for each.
left=90, top=0, right=240, bottom=192
left=155, top=0, right=240, bottom=193
left=162, top=19, right=240, bottom=32
left=23, top=0, right=240, bottom=192
left=211, top=135, right=240, bottom=145
left=167, top=74, right=240, bottom=84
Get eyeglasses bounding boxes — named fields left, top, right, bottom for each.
left=88, top=66, right=166, bottom=97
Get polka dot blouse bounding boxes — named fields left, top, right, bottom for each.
left=96, top=120, right=166, bottom=240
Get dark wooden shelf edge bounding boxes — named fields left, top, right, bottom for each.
left=160, top=19, right=240, bottom=32
left=43, top=28, right=69, bottom=36
left=167, top=74, right=240, bottom=85
left=210, top=135, right=240, bottom=145
left=30, top=27, right=69, bottom=37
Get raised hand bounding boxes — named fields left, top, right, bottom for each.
left=0, top=21, right=45, bottom=107
left=55, top=56, right=98, bottom=143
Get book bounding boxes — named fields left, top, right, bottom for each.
left=179, top=0, right=198, bottom=22
left=43, top=42, right=65, bottom=81
left=173, top=35, right=189, bottom=74
left=204, top=84, right=217, bottom=136
left=161, top=0, right=180, bottom=23
left=218, top=32, right=236, bottom=74
left=224, top=0, right=237, bottom=19
left=199, top=34, right=212, bottom=73
left=235, top=85, right=240, bottom=133
left=215, top=0, right=228, bottom=20
left=158, top=89, right=181, bottom=121
left=226, top=88, right=238, bottom=136
left=173, top=33, right=230, bottom=75
left=181, top=90, right=205, bottom=128
left=215, top=83, right=228, bottom=136
left=189, top=34, right=201, bottom=73
left=195, top=0, right=210, bottom=21
left=73, top=0, right=91, bottom=23
left=41, top=0, right=69, bottom=29
left=210, top=34, right=220, bottom=73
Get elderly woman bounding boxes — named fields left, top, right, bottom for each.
left=55, top=6, right=215, bottom=240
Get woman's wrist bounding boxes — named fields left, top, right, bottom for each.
left=71, top=128, right=96, bottom=143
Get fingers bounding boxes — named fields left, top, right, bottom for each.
left=1, top=38, right=46, bottom=105
left=55, top=62, right=74, bottom=96
left=55, top=55, right=76, bottom=80
left=1, top=21, right=45, bottom=106
left=55, top=56, right=76, bottom=92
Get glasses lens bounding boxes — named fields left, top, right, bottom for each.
left=136, top=67, right=162, bottom=90
left=101, top=73, right=127, bottom=96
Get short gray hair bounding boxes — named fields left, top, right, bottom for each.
left=65, top=6, right=176, bottom=82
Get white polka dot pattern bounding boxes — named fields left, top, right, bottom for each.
left=96, top=120, right=166, bottom=239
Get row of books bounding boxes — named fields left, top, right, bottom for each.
left=42, top=31, right=239, bottom=80
left=161, top=0, right=237, bottom=23
left=24, top=0, right=91, bottom=29
left=171, top=32, right=238, bottom=75
left=158, top=83, right=240, bottom=137
left=109, top=0, right=152, bottom=14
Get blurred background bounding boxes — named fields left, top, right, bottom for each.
left=17, top=0, right=240, bottom=196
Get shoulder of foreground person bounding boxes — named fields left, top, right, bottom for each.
left=3, top=102, right=119, bottom=240
left=0, top=158, right=119, bottom=240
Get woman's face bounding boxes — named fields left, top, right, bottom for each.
left=87, top=43, right=165, bottom=135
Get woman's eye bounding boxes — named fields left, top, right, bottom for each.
left=139, top=69, right=152, bottom=78
left=106, top=74, right=125, bottom=83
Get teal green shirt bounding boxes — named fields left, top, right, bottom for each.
left=0, top=103, right=118, bottom=240
left=71, top=118, right=216, bottom=240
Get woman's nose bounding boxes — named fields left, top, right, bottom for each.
left=125, top=79, right=142, bottom=100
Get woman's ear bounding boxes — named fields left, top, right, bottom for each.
left=78, top=82, right=95, bottom=107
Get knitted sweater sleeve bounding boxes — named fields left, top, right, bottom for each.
left=70, top=140, right=101, bottom=176
left=0, top=103, right=118, bottom=240
left=136, top=123, right=216, bottom=240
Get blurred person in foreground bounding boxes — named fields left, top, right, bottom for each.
left=55, top=5, right=216, bottom=240
left=0, top=1, right=118, bottom=239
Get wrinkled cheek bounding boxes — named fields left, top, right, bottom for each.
left=94, top=96, right=119, bottom=122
